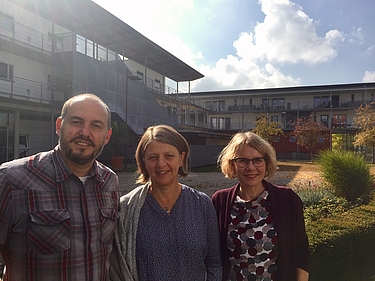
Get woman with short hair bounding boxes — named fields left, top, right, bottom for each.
left=212, top=131, right=309, bottom=281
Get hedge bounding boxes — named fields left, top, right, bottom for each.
left=307, top=198, right=375, bottom=280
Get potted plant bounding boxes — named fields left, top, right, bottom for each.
left=108, top=121, right=128, bottom=170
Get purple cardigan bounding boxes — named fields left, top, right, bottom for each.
left=211, top=180, right=309, bottom=281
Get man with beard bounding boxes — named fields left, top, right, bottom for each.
left=0, top=93, right=120, bottom=281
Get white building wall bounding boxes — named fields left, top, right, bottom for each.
left=19, top=119, right=54, bottom=155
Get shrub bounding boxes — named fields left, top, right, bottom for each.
left=317, top=150, right=374, bottom=203
left=297, top=184, right=333, bottom=207
left=303, top=195, right=350, bottom=221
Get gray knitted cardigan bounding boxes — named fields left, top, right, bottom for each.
left=109, top=183, right=150, bottom=281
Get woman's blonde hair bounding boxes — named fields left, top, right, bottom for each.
left=218, top=131, right=278, bottom=179
left=135, top=124, right=190, bottom=184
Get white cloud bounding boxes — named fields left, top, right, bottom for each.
left=236, top=0, right=344, bottom=64
left=192, top=56, right=301, bottom=91
left=363, top=71, right=375, bottom=82
left=347, top=27, right=364, bottom=45
left=192, top=0, right=342, bottom=91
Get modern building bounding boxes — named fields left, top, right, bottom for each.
left=0, top=0, right=228, bottom=167
left=1, top=0, right=375, bottom=167
left=162, top=82, right=375, bottom=160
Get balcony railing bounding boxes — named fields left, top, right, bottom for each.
left=198, top=100, right=375, bottom=113
left=0, top=75, right=65, bottom=104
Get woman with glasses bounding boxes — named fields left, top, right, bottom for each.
left=212, top=131, right=309, bottom=281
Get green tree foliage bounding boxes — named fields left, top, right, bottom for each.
left=317, top=150, right=374, bottom=203
left=252, top=115, right=283, bottom=142
left=292, top=115, right=329, bottom=161
left=331, top=134, right=344, bottom=152
left=352, top=102, right=375, bottom=149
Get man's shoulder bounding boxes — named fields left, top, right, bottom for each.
left=0, top=150, right=52, bottom=170
left=95, top=160, right=116, bottom=174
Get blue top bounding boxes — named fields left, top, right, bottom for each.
left=136, top=185, right=222, bottom=281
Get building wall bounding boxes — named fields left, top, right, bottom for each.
left=19, top=118, right=54, bottom=156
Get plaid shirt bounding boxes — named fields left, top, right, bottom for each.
left=0, top=147, right=120, bottom=281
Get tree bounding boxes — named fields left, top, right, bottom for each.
left=107, top=121, right=130, bottom=170
left=252, top=115, right=283, bottom=142
left=292, top=115, right=329, bottom=161
left=352, top=102, right=375, bottom=152
left=108, top=121, right=129, bottom=156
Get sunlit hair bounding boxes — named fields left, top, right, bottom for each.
left=218, top=131, right=277, bottom=179
left=60, top=93, right=111, bottom=128
left=135, top=124, right=190, bottom=184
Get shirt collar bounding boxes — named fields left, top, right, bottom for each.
left=52, top=146, right=103, bottom=183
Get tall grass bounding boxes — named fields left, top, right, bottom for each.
left=317, top=150, right=374, bottom=203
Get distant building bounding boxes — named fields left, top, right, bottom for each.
left=160, top=82, right=375, bottom=161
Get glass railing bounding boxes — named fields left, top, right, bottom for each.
left=0, top=75, right=67, bottom=104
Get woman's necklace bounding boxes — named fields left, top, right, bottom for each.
left=149, top=183, right=181, bottom=215
left=165, top=206, right=171, bottom=214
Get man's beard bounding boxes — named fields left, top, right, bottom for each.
left=59, top=130, right=105, bottom=166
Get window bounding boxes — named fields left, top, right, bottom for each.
left=313, top=96, right=329, bottom=108
left=211, top=117, right=230, bottom=129
left=271, top=98, right=285, bottom=109
left=332, top=114, right=347, bottom=128
left=86, top=39, right=94, bottom=58
left=0, top=12, right=14, bottom=32
left=154, top=79, right=161, bottom=90
left=0, top=62, right=13, bottom=80
left=321, top=115, right=329, bottom=128
left=98, top=45, right=107, bottom=61
left=136, top=71, right=144, bottom=81
left=19, top=135, right=29, bottom=150
left=262, top=98, right=269, bottom=109
left=108, top=50, right=117, bottom=62
left=205, top=101, right=218, bottom=111
left=219, top=100, right=225, bottom=111
left=76, top=35, right=85, bottom=54
left=271, top=116, right=278, bottom=122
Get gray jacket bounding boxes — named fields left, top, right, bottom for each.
left=109, top=184, right=150, bottom=281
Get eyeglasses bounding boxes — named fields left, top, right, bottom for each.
left=232, top=157, right=267, bottom=168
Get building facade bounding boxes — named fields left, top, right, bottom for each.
left=161, top=83, right=375, bottom=160
left=0, top=0, right=210, bottom=166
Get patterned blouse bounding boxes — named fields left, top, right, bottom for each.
left=227, top=190, right=278, bottom=281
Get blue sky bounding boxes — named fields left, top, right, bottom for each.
left=93, top=0, right=375, bottom=92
